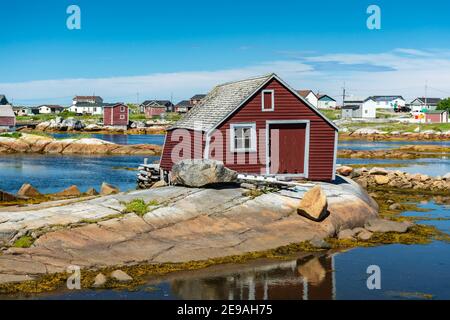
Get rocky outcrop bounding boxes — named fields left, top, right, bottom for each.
left=0, top=134, right=161, bottom=155
left=297, top=186, right=329, bottom=222
left=36, top=117, right=85, bottom=131
left=0, top=178, right=378, bottom=284
left=171, top=159, right=238, bottom=187
left=337, top=166, right=450, bottom=192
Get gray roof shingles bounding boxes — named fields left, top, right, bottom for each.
left=171, top=74, right=273, bottom=131
left=0, top=105, right=15, bottom=117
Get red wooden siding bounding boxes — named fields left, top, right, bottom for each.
left=0, top=117, right=15, bottom=127
left=211, top=78, right=336, bottom=181
left=160, top=129, right=206, bottom=171
left=103, top=105, right=128, bottom=126
left=425, top=113, right=447, bottom=123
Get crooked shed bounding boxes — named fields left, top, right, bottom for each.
left=160, top=74, right=339, bottom=181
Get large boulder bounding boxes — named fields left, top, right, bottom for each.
left=17, top=183, right=41, bottom=198
left=297, top=185, right=329, bottom=222
left=171, top=159, right=238, bottom=187
left=100, top=182, right=120, bottom=195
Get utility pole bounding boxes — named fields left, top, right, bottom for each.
left=342, top=82, right=346, bottom=107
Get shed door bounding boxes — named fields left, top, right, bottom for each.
left=269, top=123, right=307, bottom=175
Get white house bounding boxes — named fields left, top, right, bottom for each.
left=317, top=94, right=337, bottom=109
left=297, top=90, right=318, bottom=108
left=410, top=97, right=442, bottom=112
left=343, top=96, right=376, bottom=119
left=69, top=96, right=104, bottom=115
left=38, top=105, right=65, bottom=114
left=363, top=96, right=405, bottom=110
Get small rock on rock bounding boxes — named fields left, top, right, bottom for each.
left=338, top=229, right=355, bottom=240
left=336, top=166, right=353, bottom=177
left=110, top=270, right=132, bottom=282
left=93, top=273, right=107, bottom=287
left=85, top=188, right=99, bottom=196
left=389, top=203, right=403, bottom=210
left=150, top=180, right=168, bottom=189
left=309, top=237, right=331, bottom=249
left=52, top=185, right=82, bottom=198
left=374, top=175, right=390, bottom=185
left=357, top=230, right=373, bottom=241
left=365, top=219, right=413, bottom=233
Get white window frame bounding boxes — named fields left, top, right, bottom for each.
left=230, top=123, right=257, bottom=153
left=261, top=89, right=275, bottom=112
left=120, top=106, right=126, bottom=112
left=119, top=114, right=125, bottom=120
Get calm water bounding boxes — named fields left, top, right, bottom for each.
left=339, top=139, right=450, bottom=151
left=50, top=133, right=165, bottom=145
left=0, top=154, right=160, bottom=194
left=0, top=134, right=448, bottom=193
left=10, top=202, right=449, bottom=300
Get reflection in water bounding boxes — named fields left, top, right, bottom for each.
left=166, top=254, right=336, bottom=300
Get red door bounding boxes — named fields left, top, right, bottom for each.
left=269, top=123, right=307, bottom=174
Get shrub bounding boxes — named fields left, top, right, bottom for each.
left=13, top=235, right=34, bottom=248
left=123, top=199, right=159, bottom=217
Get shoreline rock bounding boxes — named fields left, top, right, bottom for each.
left=0, top=178, right=378, bottom=285
left=337, top=166, right=450, bottom=192
left=0, top=133, right=161, bottom=155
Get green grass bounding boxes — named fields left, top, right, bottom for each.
left=13, top=235, right=34, bottom=248
left=0, top=132, right=22, bottom=139
left=129, top=114, right=147, bottom=121
left=320, top=109, right=340, bottom=120
left=123, top=199, right=159, bottom=217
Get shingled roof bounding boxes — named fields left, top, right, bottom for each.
left=0, top=105, right=15, bottom=117
left=172, top=74, right=273, bottom=131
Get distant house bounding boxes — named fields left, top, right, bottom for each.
left=0, top=95, right=9, bottom=105
left=363, top=96, right=405, bottom=110
left=161, top=73, right=339, bottom=181
left=175, top=100, right=192, bottom=113
left=140, top=100, right=174, bottom=118
left=0, top=105, right=16, bottom=129
left=317, top=94, right=337, bottom=109
left=342, top=97, right=376, bottom=118
left=69, top=96, right=104, bottom=115
left=297, top=90, right=318, bottom=108
left=38, top=105, right=65, bottom=114
left=190, top=94, right=206, bottom=106
left=13, top=106, right=39, bottom=116
left=103, top=103, right=129, bottom=128
left=425, top=110, right=448, bottom=123
left=410, top=97, right=442, bottom=112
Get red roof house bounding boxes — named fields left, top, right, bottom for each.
left=103, top=103, right=129, bottom=128
left=160, top=74, right=339, bottom=181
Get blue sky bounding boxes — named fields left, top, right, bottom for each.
left=2, top=0, right=450, bottom=105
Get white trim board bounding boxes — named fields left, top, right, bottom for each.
left=265, top=120, right=310, bottom=178
left=229, top=122, right=257, bottom=153
left=261, top=89, right=275, bottom=112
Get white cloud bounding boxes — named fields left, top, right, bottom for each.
left=2, top=48, right=450, bottom=105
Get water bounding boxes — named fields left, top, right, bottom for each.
left=50, top=133, right=165, bottom=146
left=0, top=154, right=160, bottom=194
left=0, top=134, right=448, bottom=193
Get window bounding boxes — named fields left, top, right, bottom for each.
left=230, top=123, right=256, bottom=153
left=261, top=90, right=274, bottom=111
left=120, top=115, right=125, bottom=120
left=120, top=106, right=126, bottom=112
